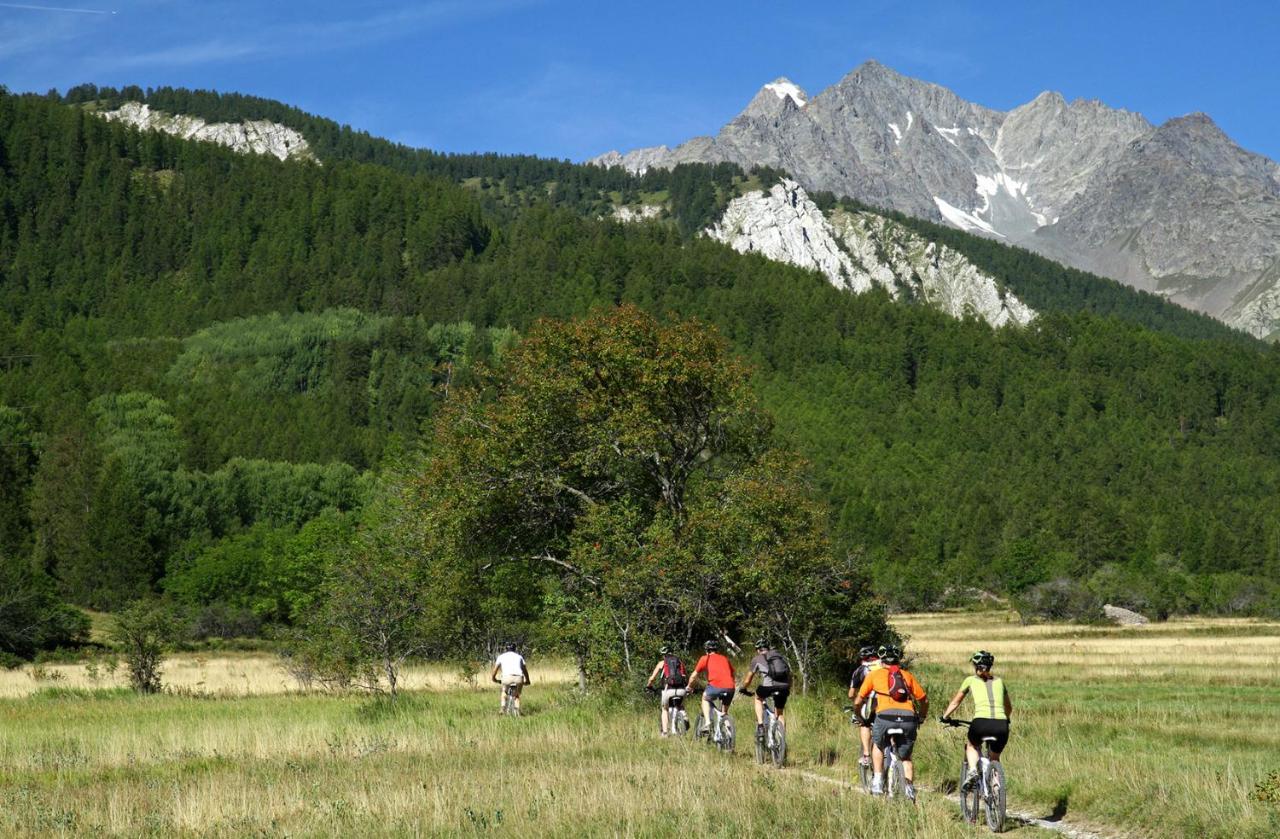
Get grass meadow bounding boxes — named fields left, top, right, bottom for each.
left=0, top=612, right=1276, bottom=837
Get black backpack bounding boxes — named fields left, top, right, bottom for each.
left=662, top=655, right=687, bottom=689
left=764, top=650, right=791, bottom=684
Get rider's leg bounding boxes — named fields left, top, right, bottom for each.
left=989, top=748, right=1002, bottom=762
left=871, top=741, right=885, bottom=775
left=754, top=694, right=765, bottom=726
left=902, top=758, right=914, bottom=782
left=513, top=684, right=522, bottom=711
left=700, top=694, right=712, bottom=730
left=859, top=725, right=872, bottom=758
left=660, top=704, right=669, bottom=734
left=966, top=741, right=980, bottom=771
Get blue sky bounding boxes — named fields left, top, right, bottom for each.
left=1, top=0, right=1277, bottom=162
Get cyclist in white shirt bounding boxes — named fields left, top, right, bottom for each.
left=490, top=642, right=530, bottom=713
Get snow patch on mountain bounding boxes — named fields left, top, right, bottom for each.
left=708, top=180, right=1033, bottom=327
left=764, top=79, right=807, bottom=107
left=934, top=197, right=1004, bottom=238
left=98, top=102, right=315, bottom=162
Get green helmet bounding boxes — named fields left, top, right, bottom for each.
left=878, top=644, right=902, bottom=664
left=970, top=650, right=995, bottom=669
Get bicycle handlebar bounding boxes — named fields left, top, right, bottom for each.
left=738, top=688, right=755, bottom=697
left=940, top=716, right=972, bottom=727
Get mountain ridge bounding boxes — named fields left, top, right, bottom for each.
left=593, top=61, right=1280, bottom=338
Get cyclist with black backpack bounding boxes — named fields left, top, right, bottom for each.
left=740, top=638, right=791, bottom=742
left=645, top=645, right=689, bottom=736
left=853, top=644, right=928, bottom=800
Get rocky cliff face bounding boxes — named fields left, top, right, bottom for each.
left=98, top=102, right=315, bottom=163
left=595, top=61, right=1279, bottom=338
left=706, top=179, right=1033, bottom=328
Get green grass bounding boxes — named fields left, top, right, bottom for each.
left=0, top=687, right=1035, bottom=838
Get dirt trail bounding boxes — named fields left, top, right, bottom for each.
left=792, top=768, right=1128, bottom=839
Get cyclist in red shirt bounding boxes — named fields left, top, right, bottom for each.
left=688, top=639, right=736, bottom=734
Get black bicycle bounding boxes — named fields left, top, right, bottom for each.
left=942, top=717, right=1006, bottom=831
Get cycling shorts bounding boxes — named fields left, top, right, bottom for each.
left=660, top=688, right=687, bottom=709
left=501, top=675, right=524, bottom=692
left=703, top=686, right=734, bottom=709
left=967, top=718, right=1010, bottom=752
left=757, top=684, right=790, bottom=711
left=872, top=712, right=918, bottom=759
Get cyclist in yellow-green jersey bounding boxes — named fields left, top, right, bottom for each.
left=941, top=650, right=1013, bottom=791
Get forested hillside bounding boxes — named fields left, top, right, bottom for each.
left=3, top=88, right=1279, bottom=660
left=56, top=85, right=1251, bottom=345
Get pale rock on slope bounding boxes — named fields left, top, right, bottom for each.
left=99, top=102, right=315, bottom=163
left=706, top=180, right=1033, bottom=328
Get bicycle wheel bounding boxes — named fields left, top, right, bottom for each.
left=674, top=710, right=689, bottom=735
left=720, top=715, right=735, bottom=753
left=694, top=713, right=707, bottom=742
left=770, top=719, right=786, bottom=767
left=886, top=753, right=905, bottom=799
left=959, top=756, right=979, bottom=823
left=858, top=757, right=872, bottom=793
left=984, top=760, right=1006, bottom=833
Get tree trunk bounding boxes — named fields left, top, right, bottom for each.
left=576, top=652, right=587, bottom=692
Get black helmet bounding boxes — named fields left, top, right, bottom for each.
left=504, top=642, right=517, bottom=652
left=659, top=645, right=670, bottom=656
left=859, top=645, right=878, bottom=660
left=878, top=644, right=902, bottom=664
left=970, top=650, right=995, bottom=670
left=704, top=639, right=719, bottom=652
left=753, top=638, right=769, bottom=650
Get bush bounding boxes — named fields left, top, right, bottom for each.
left=109, top=600, right=180, bottom=693
left=1012, top=578, right=1104, bottom=624
left=1251, top=770, right=1280, bottom=804
left=0, top=558, right=90, bottom=659
left=189, top=603, right=263, bottom=640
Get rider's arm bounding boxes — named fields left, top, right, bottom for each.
left=740, top=669, right=755, bottom=690
left=646, top=661, right=664, bottom=688
left=908, top=672, right=928, bottom=720
left=942, top=686, right=968, bottom=719
left=490, top=664, right=501, bottom=683
left=521, top=661, right=530, bottom=685
left=848, top=669, right=862, bottom=700
left=1003, top=686, right=1013, bottom=718
left=853, top=678, right=874, bottom=722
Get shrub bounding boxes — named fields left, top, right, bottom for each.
left=1012, top=578, right=1104, bottom=624
left=109, top=601, right=180, bottom=693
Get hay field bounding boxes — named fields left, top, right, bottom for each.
left=0, top=612, right=1277, bottom=837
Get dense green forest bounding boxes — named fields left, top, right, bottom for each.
left=3, top=87, right=1279, bottom=661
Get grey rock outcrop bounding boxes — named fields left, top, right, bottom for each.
left=1102, top=604, right=1150, bottom=626
left=594, top=61, right=1280, bottom=338
left=706, top=179, right=1034, bottom=328
left=98, top=102, right=315, bottom=163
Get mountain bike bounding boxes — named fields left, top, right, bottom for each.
left=500, top=682, right=521, bottom=717
left=740, top=688, right=785, bottom=766
left=693, top=689, right=735, bottom=753
left=881, top=724, right=911, bottom=801
left=647, top=686, right=690, bottom=736
left=844, top=704, right=873, bottom=792
left=942, top=717, right=1005, bottom=831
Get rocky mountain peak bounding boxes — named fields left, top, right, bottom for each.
left=737, top=77, right=808, bottom=121
left=593, top=61, right=1280, bottom=338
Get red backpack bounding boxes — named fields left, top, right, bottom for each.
left=885, top=664, right=911, bottom=702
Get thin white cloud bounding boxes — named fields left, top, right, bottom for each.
left=0, top=3, right=115, bottom=12
left=91, top=0, right=540, bottom=72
